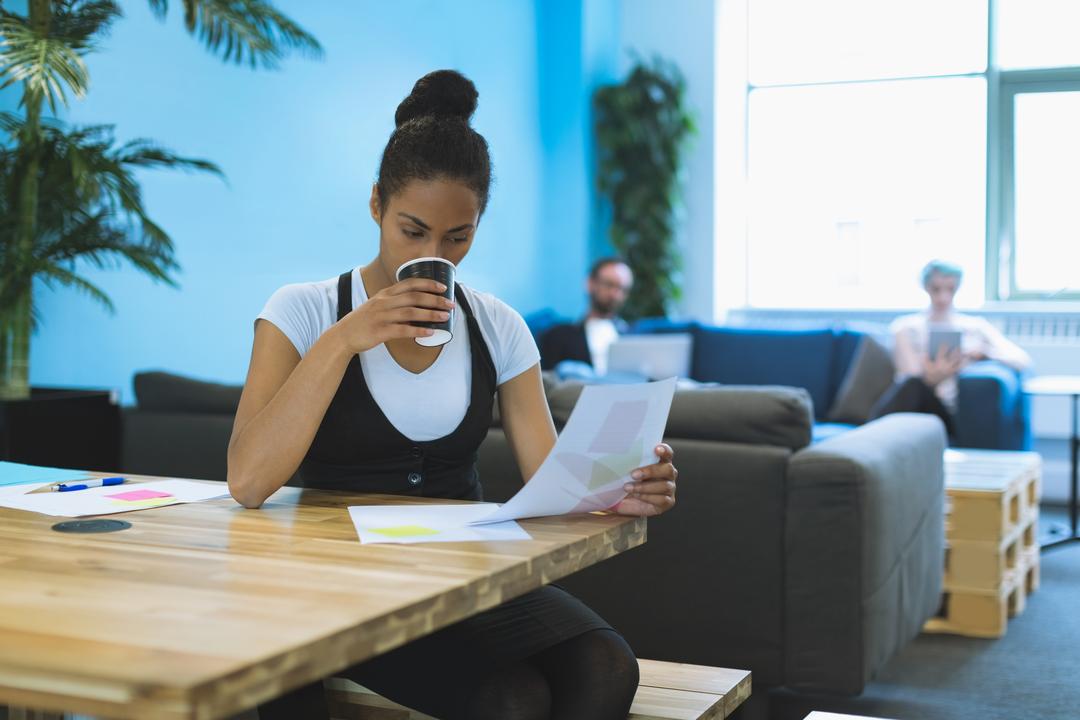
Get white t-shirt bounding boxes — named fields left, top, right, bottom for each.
left=890, top=311, right=1032, bottom=410
left=584, top=318, right=620, bottom=375
left=257, top=268, right=540, bottom=441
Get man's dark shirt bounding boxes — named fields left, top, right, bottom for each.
left=539, top=322, right=591, bottom=370
left=538, top=318, right=628, bottom=371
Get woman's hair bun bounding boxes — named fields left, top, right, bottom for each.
left=394, top=70, right=478, bottom=128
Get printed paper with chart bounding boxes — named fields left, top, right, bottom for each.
left=472, top=377, right=676, bottom=525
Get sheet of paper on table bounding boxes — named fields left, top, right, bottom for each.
left=348, top=503, right=530, bottom=544
left=0, top=479, right=230, bottom=517
left=0, top=482, right=51, bottom=497
left=0, top=461, right=89, bottom=488
left=348, top=378, right=677, bottom=544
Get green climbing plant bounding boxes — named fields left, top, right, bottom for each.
left=593, top=56, right=695, bottom=320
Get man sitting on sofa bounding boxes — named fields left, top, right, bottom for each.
left=870, top=259, right=1032, bottom=435
left=539, top=257, right=633, bottom=375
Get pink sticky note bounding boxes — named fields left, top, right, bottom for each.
left=107, top=489, right=174, bottom=502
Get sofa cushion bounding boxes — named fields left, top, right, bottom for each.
left=667, top=385, right=813, bottom=450
left=828, top=329, right=864, bottom=405
left=544, top=380, right=813, bottom=450
left=826, top=334, right=896, bottom=424
left=691, top=327, right=836, bottom=419
left=133, top=371, right=242, bottom=415
left=546, top=380, right=587, bottom=425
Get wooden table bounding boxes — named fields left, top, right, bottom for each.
left=0, top=475, right=646, bottom=719
left=1023, top=375, right=1080, bottom=547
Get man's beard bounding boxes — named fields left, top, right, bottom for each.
left=591, top=297, right=620, bottom=316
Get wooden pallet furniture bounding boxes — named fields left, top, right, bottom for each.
left=924, top=449, right=1041, bottom=638
left=325, top=659, right=752, bottom=720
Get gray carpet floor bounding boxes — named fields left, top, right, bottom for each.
left=767, top=511, right=1080, bottom=720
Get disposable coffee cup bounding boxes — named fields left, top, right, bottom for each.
left=395, top=257, right=455, bottom=347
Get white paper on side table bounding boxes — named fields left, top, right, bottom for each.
left=347, top=378, right=677, bottom=544
left=0, top=479, right=231, bottom=517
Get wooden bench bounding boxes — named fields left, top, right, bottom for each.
left=804, top=713, right=895, bottom=720
left=325, top=659, right=752, bottom=720
left=6, top=660, right=750, bottom=720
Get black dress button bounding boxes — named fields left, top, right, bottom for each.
left=408, top=472, right=422, bottom=485
left=411, top=446, right=423, bottom=458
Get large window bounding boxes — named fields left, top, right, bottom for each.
left=745, top=0, right=1080, bottom=308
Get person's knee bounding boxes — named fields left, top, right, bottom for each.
left=573, top=630, right=639, bottom=707
left=598, top=630, right=639, bottom=700
left=464, top=662, right=551, bottom=720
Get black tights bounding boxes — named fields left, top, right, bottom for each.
left=258, top=628, right=638, bottom=720
left=464, top=629, right=639, bottom=720
left=869, top=376, right=956, bottom=437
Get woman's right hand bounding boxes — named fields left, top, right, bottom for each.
left=335, top=278, right=454, bottom=353
left=922, top=346, right=965, bottom=387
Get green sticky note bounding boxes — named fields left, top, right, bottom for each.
left=369, top=525, right=441, bottom=538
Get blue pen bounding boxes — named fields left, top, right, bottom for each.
left=54, top=477, right=126, bottom=492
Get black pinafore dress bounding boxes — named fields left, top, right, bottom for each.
left=301, top=271, right=613, bottom=714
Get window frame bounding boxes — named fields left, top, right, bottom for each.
left=992, top=68, right=1080, bottom=301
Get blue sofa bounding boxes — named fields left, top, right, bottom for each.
left=528, top=314, right=1031, bottom=451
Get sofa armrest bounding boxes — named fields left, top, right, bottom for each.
left=785, top=413, right=946, bottom=695
left=955, top=362, right=1031, bottom=450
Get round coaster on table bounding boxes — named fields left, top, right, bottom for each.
left=51, top=519, right=132, bottom=533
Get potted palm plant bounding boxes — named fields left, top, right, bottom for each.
left=0, top=0, right=320, bottom=470
left=593, top=57, right=695, bottom=321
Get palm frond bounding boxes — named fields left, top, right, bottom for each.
left=146, top=0, right=169, bottom=20
left=0, top=110, right=21, bottom=143
left=32, top=260, right=115, bottom=312
left=0, top=14, right=90, bottom=111
left=1, top=118, right=221, bottom=311
left=116, top=137, right=224, bottom=178
left=50, top=1, right=123, bottom=50
left=165, top=0, right=322, bottom=69
left=40, top=210, right=179, bottom=286
left=32, top=122, right=222, bottom=254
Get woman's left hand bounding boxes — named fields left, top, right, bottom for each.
left=614, top=443, right=677, bottom=517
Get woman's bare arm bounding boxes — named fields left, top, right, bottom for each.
left=226, top=320, right=353, bottom=508
left=497, top=364, right=557, bottom=484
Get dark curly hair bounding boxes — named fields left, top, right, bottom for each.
left=376, top=70, right=493, bottom=215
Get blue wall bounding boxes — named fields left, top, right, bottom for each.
left=26, top=0, right=622, bottom=400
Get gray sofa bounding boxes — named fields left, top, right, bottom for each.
left=121, top=371, right=947, bottom=700
left=477, top=380, right=947, bottom=699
